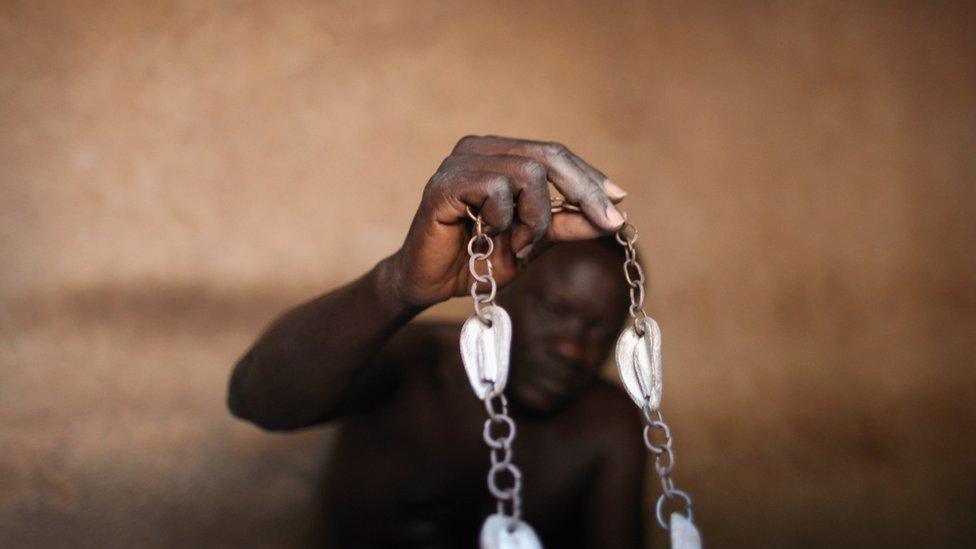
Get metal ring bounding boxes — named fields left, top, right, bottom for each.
left=483, top=415, right=516, bottom=449
left=467, top=233, right=494, bottom=257
left=660, top=474, right=676, bottom=496
left=655, top=489, right=693, bottom=530
left=484, top=393, right=508, bottom=420
left=614, top=222, right=638, bottom=246
left=643, top=421, right=672, bottom=455
left=490, top=447, right=512, bottom=467
left=495, top=497, right=523, bottom=522
left=628, top=284, right=645, bottom=310
left=487, top=462, right=522, bottom=500
left=654, top=444, right=675, bottom=476
left=630, top=307, right=649, bottom=325
left=484, top=278, right=498, bottom=300
left=623, top=258, right=644, bottom=288
left=471, top=277, right=497, bottom=304
left=642, top=403, right=663, bottom=425
left=473, top=300, right=494, bottom=327
left=624, top=244, right=637, bottom=261
left=469, top=254, right=493, bottom=283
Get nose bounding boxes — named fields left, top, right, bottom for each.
left=550, top=337, right=585, bottom=364
left=546, top=315, right=590, bottom=364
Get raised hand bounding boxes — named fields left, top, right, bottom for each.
left=389, top=135, right=628, bottom=307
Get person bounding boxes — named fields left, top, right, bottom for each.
left=228, top=135, right=647, bottom=547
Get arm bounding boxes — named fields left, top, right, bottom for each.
left=227, top=135, right=628, bottom=431
left=227, top=257, right=421, bottom=430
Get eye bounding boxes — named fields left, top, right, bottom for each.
left=533, top=295, right=556, bottom=315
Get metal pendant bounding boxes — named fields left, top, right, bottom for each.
left=670, top=512, right=702, bottom=549
left=614, top=316, right=663, bottom=410
left=460, top=305, right=512, bottom=399
left=479, top=514, right=543, bottom=549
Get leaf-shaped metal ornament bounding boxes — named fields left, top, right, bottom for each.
left=614, top=316, right=663, bottom=410
left=670, top=512, right=702, bottom=549
left=479, top=514, right=543, bottom=549
left=460, top=305, right=512, bottom=399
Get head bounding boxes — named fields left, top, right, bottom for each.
left=497, top=237, right=636, bottom=415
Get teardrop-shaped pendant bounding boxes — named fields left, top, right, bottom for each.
left=670, top=512, right=702, bottom=549
left=459, top=305, right=512, bottom=399
left=614, top=316, right=663, bottom=410
left=479, top=513, right=543, bottom=549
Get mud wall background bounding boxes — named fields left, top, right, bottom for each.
left=2, top=1, right=974, bottom=547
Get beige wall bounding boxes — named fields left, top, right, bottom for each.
left=2, top=1, right=974, bottom=547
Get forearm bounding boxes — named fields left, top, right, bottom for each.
left=227, top=254, right=423, bottom=430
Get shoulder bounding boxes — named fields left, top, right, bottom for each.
left=578, top=378, right=642, bottom=426
left=572, top=378, right=645, bottom=457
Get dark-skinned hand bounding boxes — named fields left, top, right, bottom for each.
left=388, top=135, right=628, bottom=307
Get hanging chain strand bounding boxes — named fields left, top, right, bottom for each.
left=467, top=207, right=497, bottom=325
left=615, top=223, right=649, bottom=328
left=615, top=220, right=695, bottom=531
left=483, top=387, right=523, bottom=522
left=466, top=206, right=525, bottom=528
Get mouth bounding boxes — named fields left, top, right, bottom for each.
left=525, top=369, right=570, bottom=397
left=515, top=355, right=584, bottom=402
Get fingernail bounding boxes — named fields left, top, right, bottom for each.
left=605, top=204, right=625, bottom=228
left=604, top=179, right=628, bottom=200
left=515, top=242, right=535, bottom=259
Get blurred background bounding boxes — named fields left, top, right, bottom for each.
left=2, top=1, right=974, bottom=547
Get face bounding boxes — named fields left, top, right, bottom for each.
left=498, top=240, right=631, bottom=414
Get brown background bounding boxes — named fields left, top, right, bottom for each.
left=2, top=1, right=975, bottom=547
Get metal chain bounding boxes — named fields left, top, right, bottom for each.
left=615, top=222, right=649, bottom=330
left=642, top=405, right=693, bottom=529
left=466, top=206, right=497, bottom=325
left=466, top=206, right=525, bottom=530
left=615, top=221, right=695, bottom=532
left=483, top=387, right=524, bottom=522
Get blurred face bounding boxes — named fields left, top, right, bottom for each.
left=498, top=240, right=631, bottom=414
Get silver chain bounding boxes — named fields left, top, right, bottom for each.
left=467, top=207, right=497, bottom=325
left=483, top=387, right=524, bottom=522
left=466, top=206, right=525, bottom=528
left=643, top=405, right=693, bottom=529
left=615, top=222, right=649, bottom=327
left=616, top=221, right=694, bottom=531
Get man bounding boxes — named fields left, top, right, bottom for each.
left=228, top=136, right=647, bottom=547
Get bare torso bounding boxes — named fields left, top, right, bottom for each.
left=319, top=322, right=644, bottom=548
